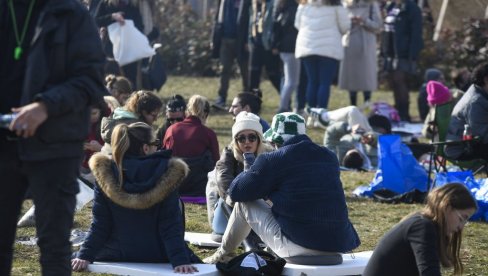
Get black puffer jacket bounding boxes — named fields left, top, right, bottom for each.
left=19, top=0, right=106, bottom=161
left=271, top=0, right=299, bottom=53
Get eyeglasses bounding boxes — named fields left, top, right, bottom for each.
left=168, top=117, right=184, bottom=123
left=455, top=210, right=469, bottom=226
left=235, top=134, right=258, bottom=144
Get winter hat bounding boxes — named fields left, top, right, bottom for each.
left=166, top=94, right=186, bottom=112
left=426, top=81, right=451, bottom=105
left=263, top=112, right=306, bottom=145
left=424, top=68, right=443, bottom=82
left=232, top=111, right=263, bottom=139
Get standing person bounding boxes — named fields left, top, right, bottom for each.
left=272, top=0, right=301, bottom=113
left=295, top=0, right=350, bottom=111
left=212, top=0, right=251, bottom=110
left=248, top=0, right=282, bottom=94
left=363, top=183, right=477, bottom=276
left=163, top=95, right=220, bottom=197
left=338, top=0, right=383, bottom=107
left=0, top=0, right=106, bottom=274
left=71, top=123, right=199, bottom=273
left=204, top=112, right=360, bottom=264
left=381, top=0, right=423, bottom=122
left=96, top=0, right=145, bottom=89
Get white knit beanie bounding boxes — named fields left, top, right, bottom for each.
left=232, top=111, right=263, bottom=138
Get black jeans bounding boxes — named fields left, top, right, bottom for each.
left=248, top=43, right=281, bottom=94
left=0, top=139, right=79, bottom=276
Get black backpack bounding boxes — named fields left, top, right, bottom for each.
left=216, top=250, right=286, bottom=276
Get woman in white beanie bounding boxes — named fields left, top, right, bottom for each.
left=206, top=111, right=273, bottom=240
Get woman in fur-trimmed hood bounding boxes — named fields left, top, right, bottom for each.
left=72, top=122, right=200, bottom=274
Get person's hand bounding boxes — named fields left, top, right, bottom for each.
left=84, top=140, right=103, bottom=152
left=112, top=12, right=125, bottom=25
left=10, top=102, right=48, bottom=138
left=361, top=133, right=375, bottom=146
left=174, top=264, right=198, bottom=274
left=271, top=48, right=279, bottom=55
left=71, top=258, right=90, bottom=272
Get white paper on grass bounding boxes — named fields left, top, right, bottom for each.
left=108, top=19, right=155, bottom=66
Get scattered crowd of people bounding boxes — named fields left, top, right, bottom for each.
left=1, top=0, right=486, bottom=275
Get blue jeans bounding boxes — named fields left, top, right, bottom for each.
left=302, top=55, right=339, bottom=108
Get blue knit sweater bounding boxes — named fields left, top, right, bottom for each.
left=229, top=135, right=360, bottom=252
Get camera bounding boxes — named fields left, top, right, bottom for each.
left=0, top=114, right=16, bottom=129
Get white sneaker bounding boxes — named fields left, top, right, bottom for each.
left=203, top=248, right=236, bottom=264
left=307, top=108, right=329, bottom=129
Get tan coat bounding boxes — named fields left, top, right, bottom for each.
left=338, top=0, right=382, bottom=92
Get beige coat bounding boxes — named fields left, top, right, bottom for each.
left=338, top=0, right=382, bottom=92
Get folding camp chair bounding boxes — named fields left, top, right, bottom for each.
left=427, top=102, right=487, bottom=189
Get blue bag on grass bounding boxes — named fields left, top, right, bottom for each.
left=354, top=135, right=428, bottom=200
left=435, top=171, right=488, bottom=221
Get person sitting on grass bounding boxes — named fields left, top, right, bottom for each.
left=100, top=90, right=163, bottom=154
left=203, top=112, right=360, bottom=264
left=72, top=122, right=200, bottom=273
left=156, top=94, right=187, bottom=145
left=206, top=111, right=274, bottom=241
left=363, top=183, right=477, bottom=276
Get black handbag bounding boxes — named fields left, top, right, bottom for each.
left=216, top=250, right=286, bottom=276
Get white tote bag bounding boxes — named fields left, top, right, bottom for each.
left=108, top=19, right=155, bottom=66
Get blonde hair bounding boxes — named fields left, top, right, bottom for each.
left=124, top=90, right=163, bottom=121
left=418, top=183, right=477, bottom=275
left=111, top=122, right=154, bottom=184
left=186, top=95, right=210, bottom=122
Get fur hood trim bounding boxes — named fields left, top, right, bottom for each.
left=89, top=153, right=189, bottom=209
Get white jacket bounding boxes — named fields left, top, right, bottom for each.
left=294, top=3, right=350, bottom=60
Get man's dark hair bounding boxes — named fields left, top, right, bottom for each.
left=237, top=90, right=263, bottom=115
left=471, top=62, right=488, bottom=87
left=342, top=150, right=364, bottom=170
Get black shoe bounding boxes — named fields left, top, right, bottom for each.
left=212, top=98, right=227, bottom=111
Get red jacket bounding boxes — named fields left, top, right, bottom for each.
left=163, top=116, right=220, bottom=163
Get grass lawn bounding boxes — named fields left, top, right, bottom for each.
left=12, top=76, right=488, bottom=276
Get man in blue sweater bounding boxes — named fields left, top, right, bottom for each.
left=204, top=112, right=360, bottom=264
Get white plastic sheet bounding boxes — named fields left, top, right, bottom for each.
left=108, top=19, right=155, bottom=66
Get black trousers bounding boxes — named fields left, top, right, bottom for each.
left=248, top=43, right=281, bottom=94
left=0, top=139, right=79, bottom=276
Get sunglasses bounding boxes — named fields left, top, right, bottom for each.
left=235, top=134, right=258, bottom=144
left=168, top=117, right=184, bottom=123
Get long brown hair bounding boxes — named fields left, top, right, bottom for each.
left=420, top=183, right=477, bottom=275
left=124, top=90, right=163, bottom=122
left=111, top=122, right=154, bottom=184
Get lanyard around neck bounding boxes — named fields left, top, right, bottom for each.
left=8, top=0, right=36, bottom=60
